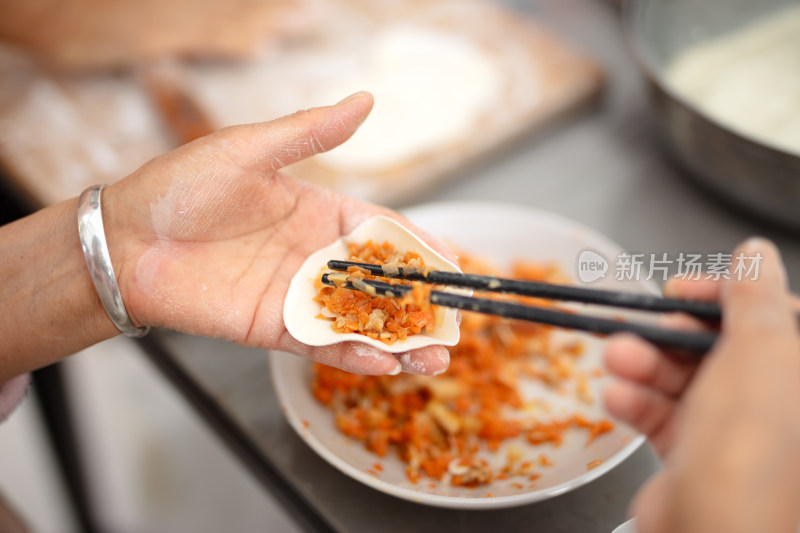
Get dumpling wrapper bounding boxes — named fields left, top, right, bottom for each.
left=283, top=216, right=464, bottom=353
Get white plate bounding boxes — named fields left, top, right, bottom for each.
left=270, top=201, right=655, bottom=509
left=612, top=518, right=638, bottom=533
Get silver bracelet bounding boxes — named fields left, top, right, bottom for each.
left=77, top=185, right=149, bottom=338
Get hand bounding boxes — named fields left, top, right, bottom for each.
left=603, top=239, right=800, bottom=533
left=101, top=92, right=454, bottom=376
left=0, top=0, right=320, bottom=70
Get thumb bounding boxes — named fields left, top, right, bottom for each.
left=221, top=91, right=373, bottom=174
left=721, top=238, right=793, bottom=338
left=717, top=238, right=798, bottom=381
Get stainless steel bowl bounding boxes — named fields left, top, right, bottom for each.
left=623, top=0, right=800, bottom=231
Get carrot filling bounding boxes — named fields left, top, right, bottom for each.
left=315, top=241, right=438, bottom=345
left=312, top=249, right=615, bottom=486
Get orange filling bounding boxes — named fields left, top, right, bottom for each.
left=311, top=250, right=614, bottom=487
left=315, top=240, right=437, bottom=345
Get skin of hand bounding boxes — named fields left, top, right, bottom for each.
left=603, top=239, right=800, bottom=533
left=0, top=92, right=455, bottom=382
left=0, top=0, right=320, bottom=71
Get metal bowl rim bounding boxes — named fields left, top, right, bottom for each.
left=620, top=0, right=800, bottom=164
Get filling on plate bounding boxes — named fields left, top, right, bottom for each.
left=311, top=250, right=615, bottom=488
left=314, top=240, right=438, bottom=345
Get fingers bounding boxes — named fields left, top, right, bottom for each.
left=220, top=91, right=374, bottom=174
left=721, top=238, right=793, bottom=335
left=663, top=277, right=722, bottom=302
left=292, top=341, right=402, bottom=375
left=310, top=343, right=449, bottom=376
left=396, top=347, right=450, bottom=376
left=603, top=330, right=698, bottom=457
left=279, top=334, right=450, bottom=376
left=604, top=334, right=696, bottom=398
left=715, top=238, right=799, bottom=392
left=603, top=380, right=676, bottom=456
left=662, top=274, right=800, bottom=321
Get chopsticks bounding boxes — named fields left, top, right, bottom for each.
left=323, top=260, right=721, bottom=354
left=328, top=260, right=722, bottom=320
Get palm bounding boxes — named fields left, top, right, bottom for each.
left=106, top=94, right=452, bottom=375
left=131, top=168, right=374, bottom=345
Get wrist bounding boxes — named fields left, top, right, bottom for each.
left=0, top=197, right=119, bottom=378
left=98, top=182, right=151, bottom=330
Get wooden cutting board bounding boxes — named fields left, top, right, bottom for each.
left=0, top=48, right=174, bottom=207
left=0, top=0, right=602, bottom=208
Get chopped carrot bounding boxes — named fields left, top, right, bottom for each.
left=311, top=249, right=617, bottom=488
left=586, top=419, right=615, bottom=445
left=587, top=459, right=603, bottom=470
left=573, top=414, right=615, bottom=445
left=315, top=241, right=437, bottom=344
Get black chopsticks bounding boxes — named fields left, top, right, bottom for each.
left=322, top=260, right=722, bottom=355
left=328, top=260, right=721, bottom=319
